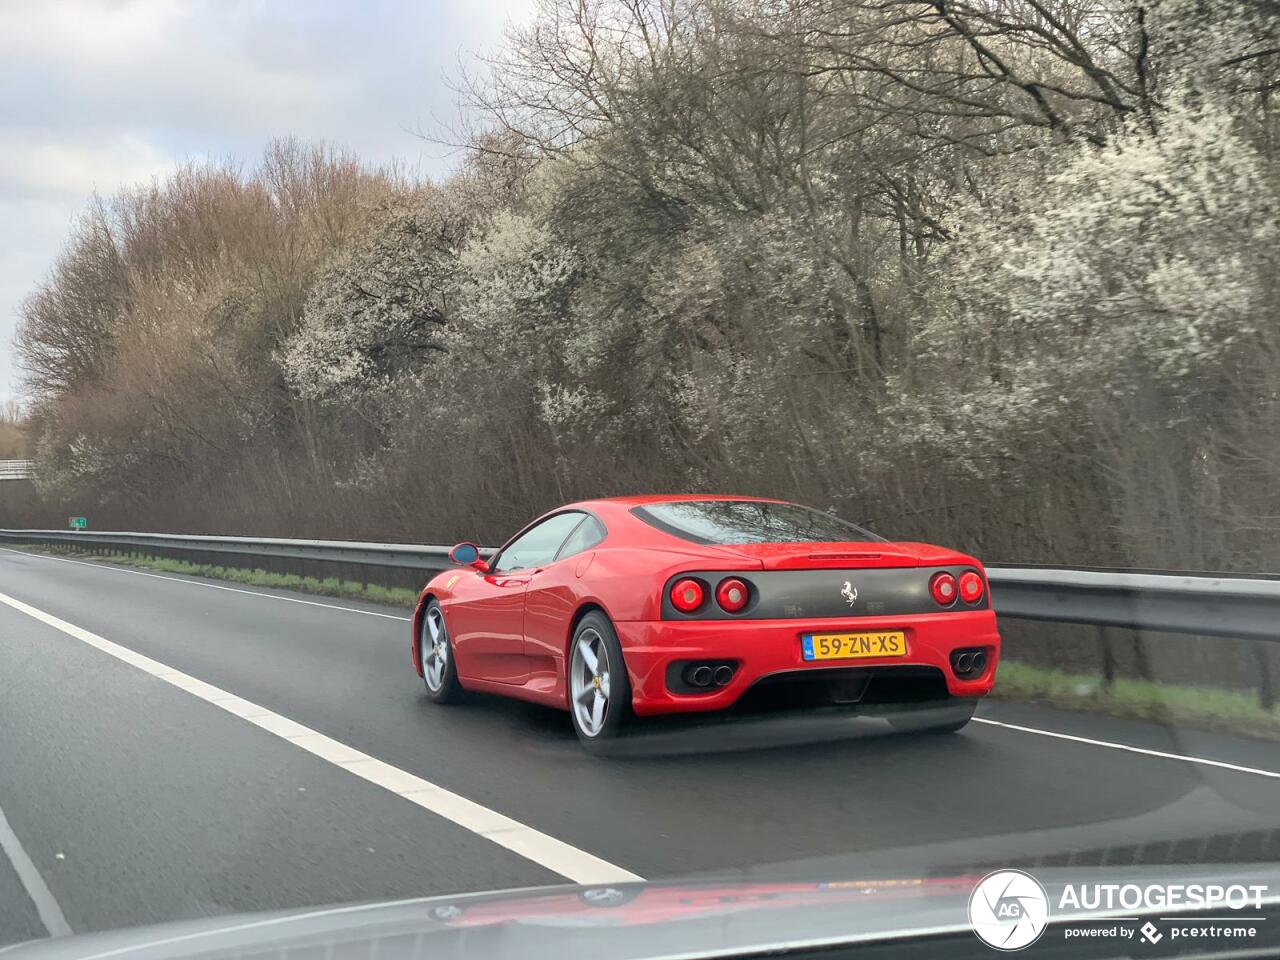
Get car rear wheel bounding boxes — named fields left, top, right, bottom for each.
left=889, top=700, right=977, bottom=734
left=420, top=600, right=463, bottom=704
left=568, top=611, right=630, bottom=750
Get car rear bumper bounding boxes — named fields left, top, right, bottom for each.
left=616, top=610, right=999, bottom=716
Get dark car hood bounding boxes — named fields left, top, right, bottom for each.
left=7, top=865, right=1280, bottom=960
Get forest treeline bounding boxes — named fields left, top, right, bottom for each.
left=10, top=0, right=1280, bottom=578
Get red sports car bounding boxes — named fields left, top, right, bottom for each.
left=411, top=495, right=1000, bottom=749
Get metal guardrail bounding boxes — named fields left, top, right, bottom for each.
left=0, top=460, right=34, bottom=481
left=985, top=566, right=1280, bottom=642
left=0, top=529, right=465, bottom=572
left=0, top=528, right=1277, bottom=640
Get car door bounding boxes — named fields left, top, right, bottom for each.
left=521, top=514, right=608, bottom=692
left=447, top=511, right=587, bottom=684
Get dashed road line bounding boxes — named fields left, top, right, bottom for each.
left=0, top=799, right=72, bottom=937
left=973, top=717, right=1280, bottom=780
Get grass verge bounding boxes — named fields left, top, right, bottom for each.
left=14, top=544, right=419, bottom=608
left=991, top=660, right=1280, bottom=741
left=12, top=544, right=1279, bottom=741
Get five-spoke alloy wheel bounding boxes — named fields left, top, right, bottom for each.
left=419, top=600, right=463, bottom=703
left=571, top=628, right=612, bottom=736
left=568, top=611, right=630, bottom=748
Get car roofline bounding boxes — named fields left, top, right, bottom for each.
left=567, top=494, right=792, bottom=509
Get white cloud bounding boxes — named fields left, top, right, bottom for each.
left=0, top=0, right=537, bottom=403
left=0, top=134, right=171, bottom=198
left=0, top=0, right=186, bottom=63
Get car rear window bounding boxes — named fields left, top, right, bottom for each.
left=631, top=500, right=883, bottom=545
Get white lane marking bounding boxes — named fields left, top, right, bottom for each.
left=0, top=799, right=73, bottom=937
left=0, top=547, right=410, bottom=621
left=0, top=591, right=642, bottom=886
left=973, top=717, right=1280, bottom=780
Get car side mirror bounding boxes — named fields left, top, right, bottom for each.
left=449, top=541, right=488, bottom=572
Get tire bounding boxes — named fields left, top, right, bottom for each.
left=889, top=700, right=977, bottom=735
left=419, top=600, right=464, bottom=704
left=567, top=611, right=631, bottom=750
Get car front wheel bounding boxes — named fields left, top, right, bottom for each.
left=420, top=600, right=463, bottom=704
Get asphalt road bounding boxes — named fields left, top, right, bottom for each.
left=2, top=546, right=1278, bottom=945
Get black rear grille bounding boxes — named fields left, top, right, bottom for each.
left=731, top=666, right=950, bottom=715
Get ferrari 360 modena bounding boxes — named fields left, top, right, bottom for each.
left=411, top=495, right=1000, bottom=749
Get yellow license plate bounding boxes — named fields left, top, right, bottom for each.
left=802, top=631, right=907, bottom=661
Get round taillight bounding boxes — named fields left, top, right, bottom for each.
left=670, top=578, right=705, bottom=613
left=715, top=577, right=750, bottom=612
left=929, top=572, right=958, bottom=606
left=959, top=570, right=985, bottom=603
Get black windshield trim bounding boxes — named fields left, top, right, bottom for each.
left=553, top=513, right=607, bottom=561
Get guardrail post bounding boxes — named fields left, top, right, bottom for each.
left=1095, top=625, right=1117, bottom=692
left=1256, top=645, right=1275, bottom=711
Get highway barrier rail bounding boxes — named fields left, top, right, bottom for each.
left=1, top=528, right=1277, bottom=643
left=0, top=460, right=34, bottom=481
left=0, top=529, right=460, bottom=572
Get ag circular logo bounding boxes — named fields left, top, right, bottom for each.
left=969, top=869, right=1050, bottom=951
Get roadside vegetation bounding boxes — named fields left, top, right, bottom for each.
left=993, top=662, right=1280, bottom=742
left=5, top=0, right=1278, bottom=708
left=0, top=402, right=26, bottom=458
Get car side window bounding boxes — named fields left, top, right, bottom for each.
left=491, top=512, right=587, bottom=573
left=555, top=515, right=606, bottom=561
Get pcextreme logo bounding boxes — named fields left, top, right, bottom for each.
left=969, top=869, right=1050, bottom=951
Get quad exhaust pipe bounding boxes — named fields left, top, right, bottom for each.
left=951, top=648, right=988, bottom=678
left=681, top=662, right=737, bottom=689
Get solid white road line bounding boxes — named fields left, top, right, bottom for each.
left=0, top=590, right=642, bottom=886
left=0, top=800, right=73, bottom=937
left=972, top=717, right=1280, bottom=780
left=0, top=547, right=410, bottom=621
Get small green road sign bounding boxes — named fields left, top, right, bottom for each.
left=68, top=516, right=87, bottom=530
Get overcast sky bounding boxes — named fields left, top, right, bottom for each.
left=0, top=0, right=531, bottom=406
